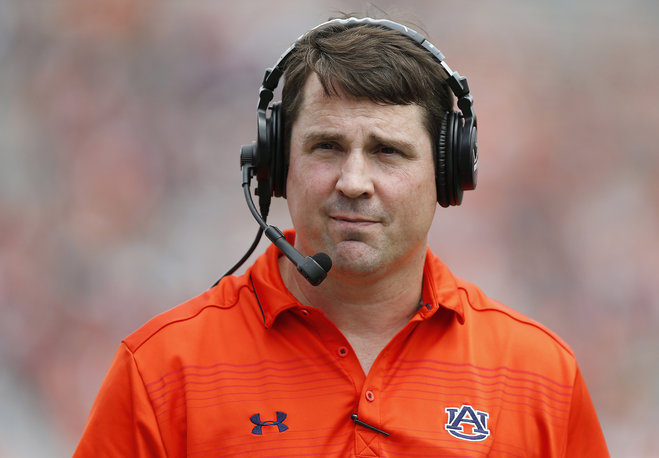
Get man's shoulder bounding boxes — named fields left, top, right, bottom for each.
left=122, top=274, right=253, bottom=354
left=455, top=276, right=575, bottom=359
left=425, top=250, right=573, bottom=358
left=120, top=243, right=291, bottom=357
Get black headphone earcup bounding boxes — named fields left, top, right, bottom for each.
left=451, top=109, right=464, bottom=206
left=436, top=112, right=455, bottom=208
left=457, top=112, right=478, bottom=193
left=268, top=102, right=287, bottom=197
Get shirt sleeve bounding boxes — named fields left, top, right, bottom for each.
left=73, top=342, right=168, bottom=457
left=564, top=365, right=609, bottom=457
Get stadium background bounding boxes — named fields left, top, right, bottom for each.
left=1, top=0, right=657, bottom=456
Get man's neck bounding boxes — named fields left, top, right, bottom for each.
left=278, top=251, right=426, bottom=373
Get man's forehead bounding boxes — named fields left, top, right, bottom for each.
left=300, top=72, right=422, bottom=110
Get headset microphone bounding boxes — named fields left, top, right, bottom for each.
left=263, top=226, right=332, bottom=286
left=239, top=147, right=332, bottom=286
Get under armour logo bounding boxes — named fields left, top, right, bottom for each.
left=250, top=411, right=289, bottom=435
left=445, top=405, right=490, bottom=441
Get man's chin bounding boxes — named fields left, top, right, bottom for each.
left=329, top=241, right=383, bottom=276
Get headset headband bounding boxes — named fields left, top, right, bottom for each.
left=258, top=17, right=474, bottom=116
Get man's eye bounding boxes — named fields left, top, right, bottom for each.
left=378, top=146, right=400, bottom=155
left=313, top=142, right=341, bottom=153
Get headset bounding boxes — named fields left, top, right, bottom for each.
left=215, top=17, right=479, bottom=287
left=242, top=16, right=478, bottom=210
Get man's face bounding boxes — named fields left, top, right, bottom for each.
left=286, top=74, right=437, bottom=278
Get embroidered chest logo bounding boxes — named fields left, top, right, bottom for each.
left=445, top=405, right=490, bottom=441
left=250, top=411, right=289, bottom=435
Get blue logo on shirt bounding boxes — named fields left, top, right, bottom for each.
left=445, top=405, right=490, bottom=441
left=250, top=411, right=289, bottom=435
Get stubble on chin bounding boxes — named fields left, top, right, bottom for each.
left=326, top=238, right=384, bottom=277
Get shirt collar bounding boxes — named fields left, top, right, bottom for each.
left=248, top=230, right=466, bottom=328
left=419, top=247, right=466, bottom=324
left=248, top=230, right=303, bottom=328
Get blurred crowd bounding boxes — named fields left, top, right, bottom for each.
left=0, top=0, right=657, bottom=456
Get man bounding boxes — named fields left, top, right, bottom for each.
left=75, top=16, right=609, bottom=456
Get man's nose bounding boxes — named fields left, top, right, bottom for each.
left=335, top=151, right=374, bottom=198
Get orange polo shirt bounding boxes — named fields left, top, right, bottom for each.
left=75, top=231, right=608, bottom=457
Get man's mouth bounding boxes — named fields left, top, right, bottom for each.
left=329, top=215, right=379, bottom=225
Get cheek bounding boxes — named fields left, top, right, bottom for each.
left=285, top=159, right=332, bottom=219
left=287, top=152, right=339, bottom=193
left=390, top=166, right=437, bottom=206
left=387, top=169, right=437, bottom=230
left=419, top=161, right=438, bottom=206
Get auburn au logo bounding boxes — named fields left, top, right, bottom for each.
left=445, top=405, right=490, bottom=441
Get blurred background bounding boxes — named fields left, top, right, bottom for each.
left=1, top=0, right=657, bottom=456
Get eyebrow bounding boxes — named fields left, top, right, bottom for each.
left=301, top=131, right=344, bottom=146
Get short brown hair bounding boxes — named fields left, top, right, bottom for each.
left=281, top=18, right=454, bottom=155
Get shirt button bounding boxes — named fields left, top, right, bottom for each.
left=300, top=309, right=310, bottom=317
left=365, top=390, right=375, bottom=402
left=337, top=346, right=349, bottom=358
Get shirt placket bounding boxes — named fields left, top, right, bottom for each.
left=294, top=303, right=436, bottom=457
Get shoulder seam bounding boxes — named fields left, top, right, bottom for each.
left=126, top=282, right=253, bottom=353
left=458, top=285, right=575, bottom=357
left=126, top=304, right=223, bottom=353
